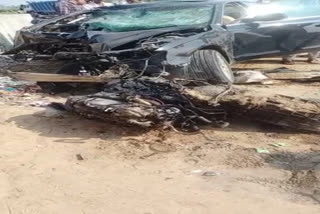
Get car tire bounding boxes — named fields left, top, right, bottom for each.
left=188, top=50, right=234, bottom=84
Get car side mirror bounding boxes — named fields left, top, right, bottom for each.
left=241, top=13, right=288, bottom=23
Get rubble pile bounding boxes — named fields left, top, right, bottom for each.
left=64, top=76, right=320, bottom=133
left=66, top=77, right=227, bottom=132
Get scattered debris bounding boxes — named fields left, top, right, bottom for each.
left=185, top=169, right=203, bottom=175
left=184, top=170, right=221, bottom=176
left=61, top=76, right=320, bottom=133
left=30, top=101, right=51, bottom=107
left=0, top=76, right=30, bottom=89
left=202, top=171, right=221, bottom=177
left=256, top=148, right=271, bottom=154
left=0, top=87, right=16, bottom=92
left=234, top=69, right=320, bottom=84
left=29, top=101, right=67, bottom=111
left=5, top=67, right=320, bottom=134
left=65, top=77, right=227, bottom=132
left=76, top=154, right=84, bottom=161
left=234, top=70, right=269, bottom=84
left=270, top=143, right=288, bottom=148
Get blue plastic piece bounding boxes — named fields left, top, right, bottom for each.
left=28, top=1, right=58, bottom=14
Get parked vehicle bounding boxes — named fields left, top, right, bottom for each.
left=9, top=0, right=320, bottom=83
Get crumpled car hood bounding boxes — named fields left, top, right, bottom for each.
left=86, top=26, right=206, bottom=51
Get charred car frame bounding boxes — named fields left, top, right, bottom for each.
left=7, top=0, right=320, bottom=83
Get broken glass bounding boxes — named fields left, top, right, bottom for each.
left=85, top=6, right=214, bottom=32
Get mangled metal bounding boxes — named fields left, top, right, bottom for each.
left=6, top=0, right=320, bottom=84
left=66, top=77, right=228, bottom=132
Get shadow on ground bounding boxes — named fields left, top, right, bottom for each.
left=264, top=150, right=320, bottom=171
left=264, top=150, right=320, bottom=204
left=6, top=106, right=313, bottom=144
left=6, top=109, right=146, bottom=143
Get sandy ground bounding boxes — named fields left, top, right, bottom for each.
left=0, top=59, right=320, bottom=213
left=233, top=57, right=320, bottom=71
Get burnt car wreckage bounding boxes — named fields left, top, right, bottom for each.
left=9, top=0, right=320, bottom=82
left=5, top=0, right=320, bottom=133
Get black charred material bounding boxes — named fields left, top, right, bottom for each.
left=66, top=78, right=227, bottom=132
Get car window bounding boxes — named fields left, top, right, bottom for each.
left=223, top=2, right=248, bottom=25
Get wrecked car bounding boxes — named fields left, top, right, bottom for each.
left=8, top=0, right=320, bottom=83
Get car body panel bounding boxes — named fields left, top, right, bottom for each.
left=228, top=14, right=320, bottom=60
left=158, top=26, right=233, bottom=65
left=86, top=26, right=207, bottom=51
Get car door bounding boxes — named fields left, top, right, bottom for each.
left=223, top=1, right=320, bottom=61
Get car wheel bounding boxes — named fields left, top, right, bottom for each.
left=188, top=50, right=234, bottom=84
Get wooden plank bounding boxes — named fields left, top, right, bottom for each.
left=8, top=72, right=108, bottom=83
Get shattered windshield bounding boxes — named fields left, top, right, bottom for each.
left=85, top=5, right=214, bottom=32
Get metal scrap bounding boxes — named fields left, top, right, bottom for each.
left=66, top=77, right=227, bottom=132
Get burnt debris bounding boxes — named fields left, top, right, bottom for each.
left=64, top=77, right=320, bottom=134
left=66, top=77, right=228, bottom=132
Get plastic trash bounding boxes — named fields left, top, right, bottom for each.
left=256, top=148, right=270, bottom=154
left=270, top=143, right=288, bottom=148
left=0, top=76, right=29, bottom=89
left=0, top=87, right=16, bottom=92
left=30, top=101, right=51, bottom=107
left=202, top=171, right=221, bottom=177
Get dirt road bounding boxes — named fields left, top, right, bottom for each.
left=0, top=59, right=320, bottom=213
left=1, top=103, right=320, bottom=214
